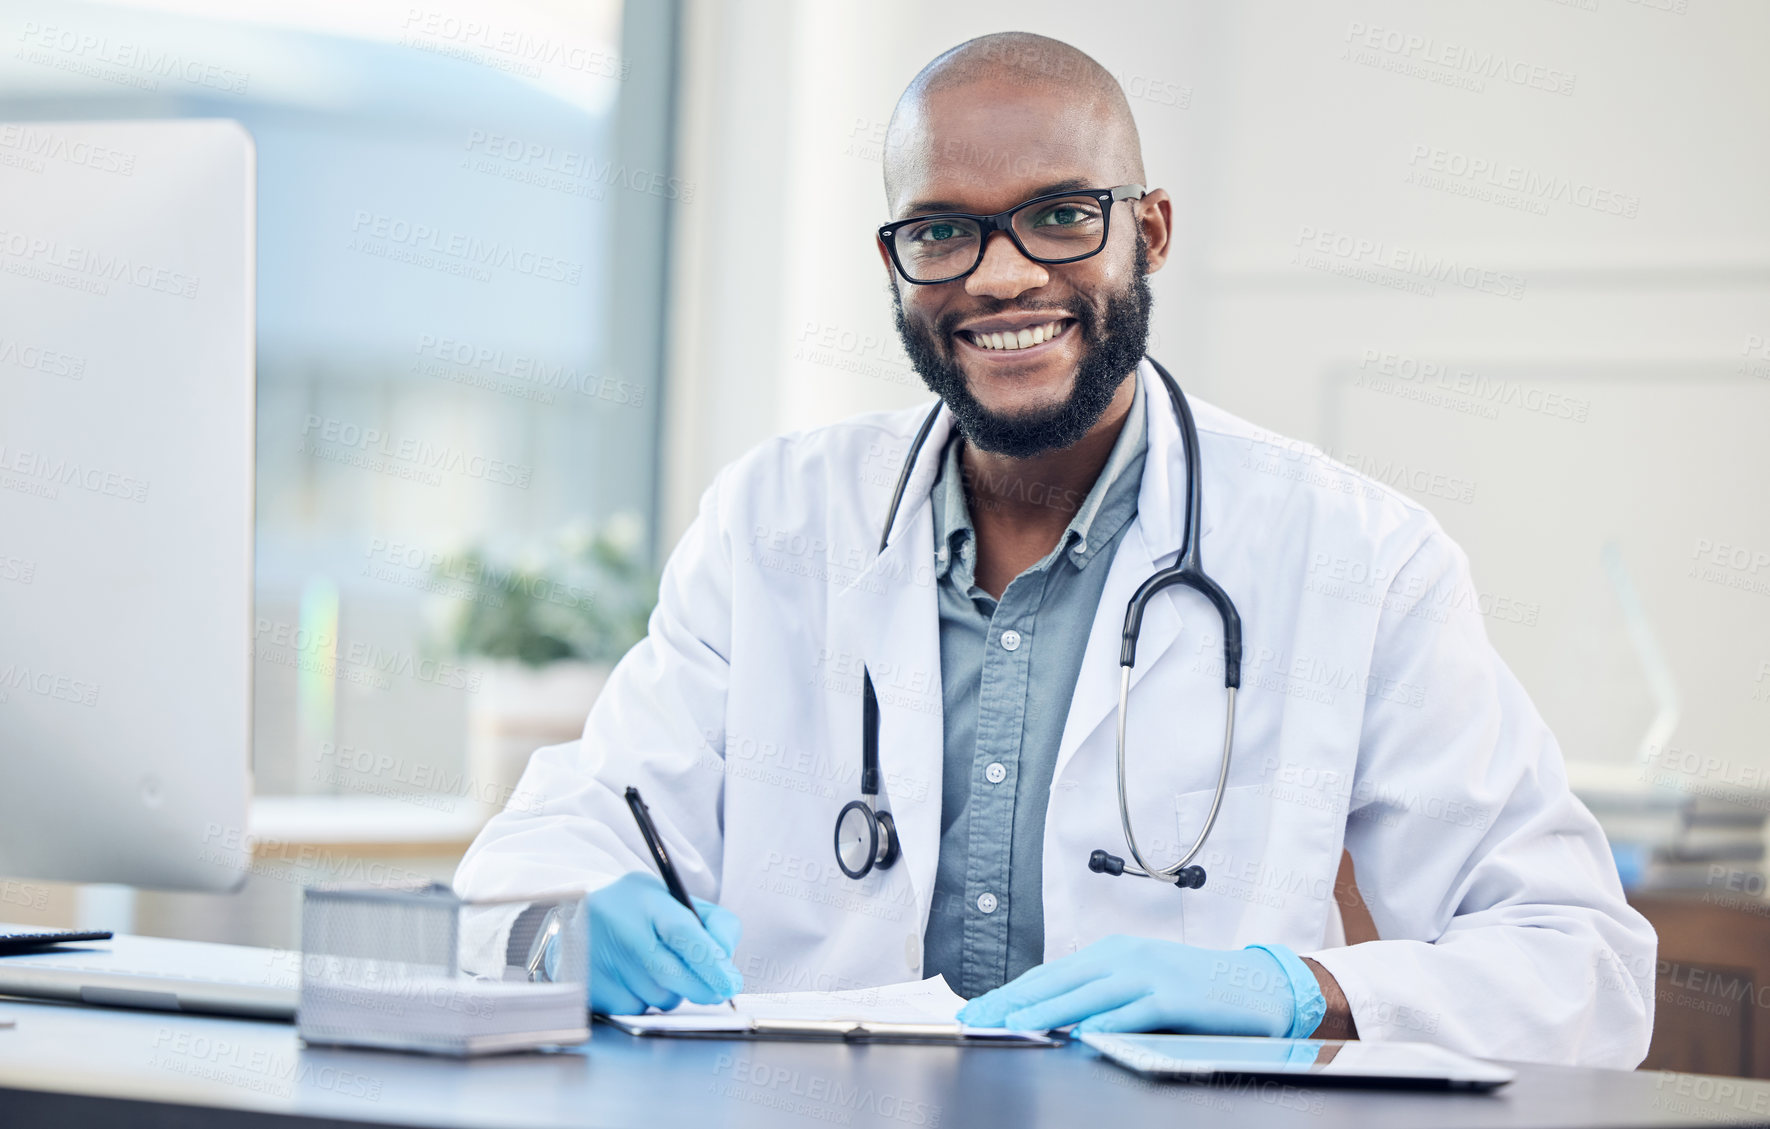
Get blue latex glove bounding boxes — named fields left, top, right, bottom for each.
left=955, top=935, right=1324, bottom=1037
left=589, top=872, right=743, bottom=1015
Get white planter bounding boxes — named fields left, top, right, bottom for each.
left=465, top=659, right=611, bottom=823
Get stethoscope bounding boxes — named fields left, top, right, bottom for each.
left=833, top=357, right=1244, bottom=890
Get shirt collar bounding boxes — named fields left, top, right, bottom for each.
left=931, top=430, right=972, bottom=582
left=931, top=375, right=1148, bottom=582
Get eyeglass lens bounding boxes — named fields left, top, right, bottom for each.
left=893, top=194, right=1107, bottom=281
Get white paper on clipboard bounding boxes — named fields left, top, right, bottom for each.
left=605, top=974, right=1049, bottom=1041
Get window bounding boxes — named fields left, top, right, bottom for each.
left=1, top=0, right=676, bottom=807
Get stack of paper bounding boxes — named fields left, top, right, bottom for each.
left=298, top=976, right=589, bottom=1056
left=605, top=975, right=1053, bottom=1044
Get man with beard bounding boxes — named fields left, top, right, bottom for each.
left=454, top=32, right=1654, bottom=1066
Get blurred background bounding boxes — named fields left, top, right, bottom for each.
left=2, top=0, right=1767, bottom=1075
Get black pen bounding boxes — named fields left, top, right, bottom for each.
left=624, top=786, right=739, bottom=1010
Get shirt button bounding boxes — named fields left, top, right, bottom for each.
left=999, top=629, right=1022, bottom=652
left=984, top=762, right=1007, bottom=784
left=977, top=893, right=998, bottom=914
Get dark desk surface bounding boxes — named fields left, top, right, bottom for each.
left=4, top=993, right=1770, bottom=1129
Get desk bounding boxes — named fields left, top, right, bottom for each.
left=1632, top=890, right=1770, bottom=1079
left=3, top=994, right=1770, bottom=1129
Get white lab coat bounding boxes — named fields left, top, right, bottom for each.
left=454, top=359, right=1655, bottom=1068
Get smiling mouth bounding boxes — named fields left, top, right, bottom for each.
left=956, top=319, right=1074, bottom=353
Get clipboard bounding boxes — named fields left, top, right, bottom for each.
left=593, top=974, right=1061, bottom=1046
left=596, top=1013, right=1063, bottom=1046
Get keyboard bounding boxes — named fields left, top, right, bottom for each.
left=0, top=929, right=113, bottom=955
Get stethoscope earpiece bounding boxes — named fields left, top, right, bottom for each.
left=1088, top=849, right=1208, bottom=890
left=1087, top=850, right=1126, bottom=876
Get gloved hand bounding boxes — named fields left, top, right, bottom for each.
left=955, top=935, right=1324, bottom=1037
left=589, top=872, right=743, bottom=1015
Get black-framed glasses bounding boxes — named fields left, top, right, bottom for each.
left=878, top=184, right=1145, bottom=284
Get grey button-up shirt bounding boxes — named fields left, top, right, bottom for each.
left=922, top=379, right=1149, bottom=998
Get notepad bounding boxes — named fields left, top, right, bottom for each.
left=601, top=974, right=1056, bottom=1044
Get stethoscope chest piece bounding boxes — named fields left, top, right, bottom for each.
left=834, top=799, right=899, bottom=879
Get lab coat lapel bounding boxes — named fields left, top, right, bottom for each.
left=827, top=407, right=950, bottom=939
left=1052, top=359, right=1209, bottom=784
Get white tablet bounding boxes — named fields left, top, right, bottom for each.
left=1081, top=1033, right=1515, bottom=1091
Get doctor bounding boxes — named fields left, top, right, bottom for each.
left=454, top=32, right=1655, bottom=1066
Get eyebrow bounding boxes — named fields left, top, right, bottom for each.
left=899, top=177, right=1096, bottom=218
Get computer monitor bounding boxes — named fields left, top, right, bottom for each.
left=0, top=119, right=256, bottom=891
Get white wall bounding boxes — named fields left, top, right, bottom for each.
left=664, top=0, right=1770, bottom=777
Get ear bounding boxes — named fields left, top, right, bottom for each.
left=1134, top=188, right=1174, bottom=274
left=876, top=235, right=897, bottom=283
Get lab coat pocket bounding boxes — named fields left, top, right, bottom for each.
left=1173, top=782, right=1328, bottom=949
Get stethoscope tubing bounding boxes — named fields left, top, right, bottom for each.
left=840, top=356, right=1241, bottom=887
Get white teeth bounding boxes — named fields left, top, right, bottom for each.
left=967, top=320, right=1064, bottom=350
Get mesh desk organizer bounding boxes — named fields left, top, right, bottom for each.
left=298, top=883, right=589, bottom=1056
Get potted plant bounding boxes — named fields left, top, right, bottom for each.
left=432, top=513, right=657, bottom=821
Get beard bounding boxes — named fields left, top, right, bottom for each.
left=890, top=233, right=1153, bottom=459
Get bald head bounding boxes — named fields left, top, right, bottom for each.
left=883, top=32, right=1145, bottom=209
